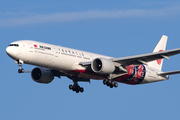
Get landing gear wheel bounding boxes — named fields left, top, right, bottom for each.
left=69, top=85, right=73, bottom=90
left=114, top=83, right=118, bottom=88
left=108, top=79, right=112, bottom=84
left=103, top=80, right=107, bottom=85
left=18, top=68, right=24, bottom=73
left=80, top=87, right=84, bottom=93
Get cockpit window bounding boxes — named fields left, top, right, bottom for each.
left=9, top=44, right=19, bottom=47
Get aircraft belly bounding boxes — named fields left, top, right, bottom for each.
left=63, top=69, right=108, bottom=80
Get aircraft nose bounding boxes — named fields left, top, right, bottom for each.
left=6, top=46, right=11, bottom=55
left=6, top=46, right=17, bottom=59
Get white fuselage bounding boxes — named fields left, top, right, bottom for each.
left=6, top=40, right=169, bottom=84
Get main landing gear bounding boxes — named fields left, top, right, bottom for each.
left=103, top=80, right=118, bottom=88
left=69, top=82, right=84, bottom=93
left=18, top=63, right=24, bottom=73
left=67, top=76, right=85, bottom=93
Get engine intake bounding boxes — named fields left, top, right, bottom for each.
left=31, top=67, right=54, bottom=84
left=91, top=58, right=115, bottom=74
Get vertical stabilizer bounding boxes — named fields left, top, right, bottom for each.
left=147, top=35, right=168, bottom=71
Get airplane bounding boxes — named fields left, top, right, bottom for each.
left=6, top=35, right=180, bottom=93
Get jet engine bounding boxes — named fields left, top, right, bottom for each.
left=91, top=58, right=115, bottom=74
left=31, top=67, right=54, bottom=84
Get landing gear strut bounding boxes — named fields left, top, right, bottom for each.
left=18, top=63, right=24, bottom=73
left=67, top=76, right=85, bottom=93
left=16, top=60, right=24, bottom=73
left=103, top=80, right=118, bottom=88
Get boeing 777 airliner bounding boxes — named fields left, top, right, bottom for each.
left=6, top=35, right=180, bottom=93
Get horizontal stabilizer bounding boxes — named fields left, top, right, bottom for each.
left=158, top=70, right=180, bottom=76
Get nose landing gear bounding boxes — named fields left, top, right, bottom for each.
left=18, top=63, right=24, bottom=73
left=15, top=60, right=24, bottom=73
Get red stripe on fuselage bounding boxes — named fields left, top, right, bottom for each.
left=64, top=69, right=108, bottom=80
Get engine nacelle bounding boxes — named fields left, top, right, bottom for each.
left=31, top=67, right=54, bottom=84
left=91, top=58, right=115, bottom=74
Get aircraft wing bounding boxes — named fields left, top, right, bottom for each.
left=112, top=48, right=180, bottom=66
left=79, top=48, right=180, bottom=67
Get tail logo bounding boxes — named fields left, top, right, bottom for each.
left=157, top=50, right=163, bottom=65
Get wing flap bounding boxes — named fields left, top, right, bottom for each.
left=79, top=61, right=91, bottom=66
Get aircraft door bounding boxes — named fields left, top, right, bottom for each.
left=28, top=43, right=34, bottom=53
left=51, top=47, right=61, bottom=68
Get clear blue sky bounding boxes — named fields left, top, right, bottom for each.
left=1, top=0, right=180, bottom=120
